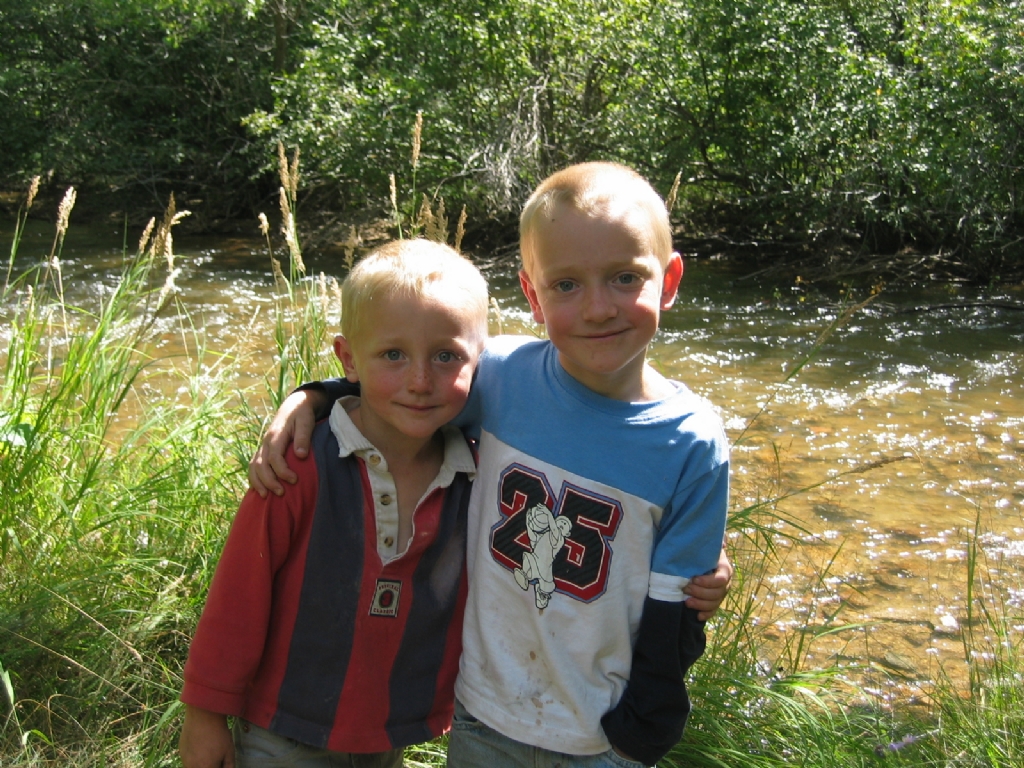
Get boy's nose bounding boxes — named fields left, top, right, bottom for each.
left=581, top=288, right=617, bottom=322
left=407, top=361, right=433, bottom=392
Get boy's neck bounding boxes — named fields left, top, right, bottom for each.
left=345, top=401, right=445, bottom=468
left=557, top=354, right=676, bottom=403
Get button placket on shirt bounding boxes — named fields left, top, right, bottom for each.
left=362, top=451, right=400, bottom=561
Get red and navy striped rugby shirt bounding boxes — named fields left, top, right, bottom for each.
left=181, top=415, right=474, bottom=752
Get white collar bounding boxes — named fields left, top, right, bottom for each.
left=328, top=397, right=476, bottom=485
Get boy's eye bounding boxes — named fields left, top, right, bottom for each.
left=614, top=272, right=642, bottom=286
left=383, top=350, right=402, bottom=361
left=554, top=280, right=576, bottom=293
left=435, top=350, right=458, bottom=363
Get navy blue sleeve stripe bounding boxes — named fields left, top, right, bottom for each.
left=385, top=472, right=471, bottom=746
left=270, top=423, right=365, bottom=747
left=600, top=597, right=706, bottom=765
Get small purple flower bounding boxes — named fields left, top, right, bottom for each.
left=873, top=732, right=927, bottom=756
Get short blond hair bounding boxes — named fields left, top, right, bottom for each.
left=341, top=239, right=488, bottom=343
left=519, top=162, right=673, bottom=276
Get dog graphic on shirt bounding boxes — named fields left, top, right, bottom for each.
left=513, top=503, right=573, bottom=609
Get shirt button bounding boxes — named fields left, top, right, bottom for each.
left=383, top=536, right=394, bottom=547
left=380, top=494, right=392, bottom=505
left=368, top=454, right=381, bottom=466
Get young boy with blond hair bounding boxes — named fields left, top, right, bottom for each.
left=179, top=240, right=489, bottom=768
left=252, top=162, right=731, bottom=767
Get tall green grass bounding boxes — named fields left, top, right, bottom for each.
left=1, top=169, right=1020, bottom=767
left=0, top=169, right=336, bottom=765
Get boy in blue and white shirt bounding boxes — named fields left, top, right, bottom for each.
left=253, top=162, right=730, bottom=767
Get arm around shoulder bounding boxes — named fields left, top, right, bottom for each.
left=248, top=379, right=357, bottom=497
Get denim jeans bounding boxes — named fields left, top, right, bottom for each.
left=231, top=719, right=404, bottom=768
left=447, top=700, right=650, bottom=768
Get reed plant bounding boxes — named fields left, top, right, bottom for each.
left=0, top=187, right=262, bottom=766
left=261, top=144, right=344, bottom=407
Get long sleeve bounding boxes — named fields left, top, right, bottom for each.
left=296, top=378, right=360, bottom=419
left=180, top=477, right=308, bottom=715
left=598, top=455, right=728, bottom=765
left=600, top=597, right=706, bottom=765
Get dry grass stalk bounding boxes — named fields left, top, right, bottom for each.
left=665, top=171, right=682, bottom=213
left=389, top=174, right=399, bottom=222
left=278, top=188, right=305, bottom=275
left=156, top=266, right=183, bottom=313
left=55, top=186, right=76, bottom=242
left=417, top=194, right=435, bottom=238
left=270, top=255, right=287, bottom=290
left=275, top=143, right=304, bottom=274
left=258, top=212, right=287, bottom=291
left=455, top=206, right=467, bottom=253
left=145, top=194, right=190, bottom=312
left=48, top=186, right=77, bottom=322
left=342, top=225, right=360, bottom=271
left=331, top=276, right=342, bottom=314
left=278, top=187, right=292, bottom=222
left=416, top=196, right=450, bottom=243
left=317, top=272, right=329, bottom=317
left=433, top=198, right=448, bottom=243
left=411, top=111, right=423, bottom=170
left=490, top=296, right=504, bottom=335
left=147, top=193, right=191, bottom=267
left=137, top=217, right=156, bottom=256
left=277, top=142, right=291, bottom=198
left=288, top=148, right=300, bottom=202
left=26, top=175, right=40, bottom=211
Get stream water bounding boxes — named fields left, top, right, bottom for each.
left=5, top=219, right=1024, bottom=703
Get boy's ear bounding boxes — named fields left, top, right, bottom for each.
left=659, top=253, right=684, bottom=310
left=333, top=335, right=360, bottom=382
left=518, top=270, right=546, bottom=325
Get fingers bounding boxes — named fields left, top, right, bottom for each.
left=291, top=401, right=317, bottom=459
left=684, top=552, right=733, bottom=620
left=247, top=390, right=325, bottom=497
left=247, top=456, right=272, bottom=499
left=248, top=445, right=287, bottom=498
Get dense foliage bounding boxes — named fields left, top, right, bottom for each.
left=2, top=0, right=1022, bottom=280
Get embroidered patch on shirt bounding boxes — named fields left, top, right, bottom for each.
left=370, top=579, right=402, bottom=617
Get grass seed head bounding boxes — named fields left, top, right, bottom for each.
left=271, top=255, right=286, bottom=289
left=56, top=187, right=77, bottom=240
left=666, top=171, right=681, bottom=213
left=278, top=142, right=290, bottom=195
left=26, top=175, right=41, bottom=211
left=137, top=217, right=156, bottom=256
left=455, top=206, right=467, bottom=253
left=412, top=111, right=423, bottom=170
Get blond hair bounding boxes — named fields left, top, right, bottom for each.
left=519, top=162, right=673, bottom=276
left=341, top=239, right=488, bottom=343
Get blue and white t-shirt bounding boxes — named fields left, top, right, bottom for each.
left=453, top=336, right=729, bottom=756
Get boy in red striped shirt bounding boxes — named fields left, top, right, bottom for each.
left=179, top=240, right=488, bottom=768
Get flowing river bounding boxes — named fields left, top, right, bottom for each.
left=5, top=219, right=1024, bottom=703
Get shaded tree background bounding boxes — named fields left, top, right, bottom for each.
left=1, top=0, right=1021, bottom=281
